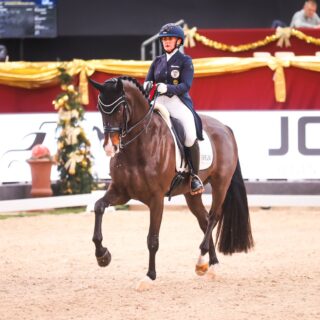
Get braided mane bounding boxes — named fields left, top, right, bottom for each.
left=118, top=76, right=150, bottom=102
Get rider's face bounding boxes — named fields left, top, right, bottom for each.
left=161, top=37, right=181, bottom=53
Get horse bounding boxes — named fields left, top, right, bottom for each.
left=89, top=76, right=254, bottom=291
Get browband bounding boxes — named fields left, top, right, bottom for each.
left=98, top=95, right=125, bottom=114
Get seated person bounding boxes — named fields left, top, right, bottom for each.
left=0, top=45, right=8, bottom=61
left=290, top=0, right=320, bottom=28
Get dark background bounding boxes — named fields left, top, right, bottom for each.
left=0, top=0, right=307, bottom=61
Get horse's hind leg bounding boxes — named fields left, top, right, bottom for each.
left=199, top=177, right=230, bottom=256
left=184, top=193, right=219, bottom=275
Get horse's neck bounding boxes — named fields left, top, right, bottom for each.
left=126, top=86, right=150, bottom=123
left=132, top=100, right=147, bottom=118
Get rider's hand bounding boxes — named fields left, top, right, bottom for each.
left=156, top=83, right=167, bottom=94
left=143, top=81, right=153, bottom=92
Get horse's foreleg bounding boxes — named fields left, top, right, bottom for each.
left=136, top=198, right=164, bottom=291
left=147, top=199, right=164, bottom=280
left=147, top=232, right=159, bottom=280
left=92, top=195, right=111, bottom=267
left=92, top=186, right=129, bottom=267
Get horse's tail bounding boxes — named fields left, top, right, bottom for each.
left=216, top=159, right=254, bottom=254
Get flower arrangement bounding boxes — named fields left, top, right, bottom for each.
left=27, top=144, right=54, bottom=197
left=30, top=144, right=53, bottom=161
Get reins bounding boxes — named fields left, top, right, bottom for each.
left=119, top=93, right=157, bottom=149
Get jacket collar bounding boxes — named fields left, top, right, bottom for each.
left=165, top=48, right=179, bottom=61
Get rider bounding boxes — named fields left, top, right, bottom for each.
left=143, top=23, right=204, bottom=195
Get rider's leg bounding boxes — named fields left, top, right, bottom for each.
left=157, top=96, right=204, bottom=195
left=158, top=96, right=196, bottom=146
left=184, top=140, right=204, bottom=195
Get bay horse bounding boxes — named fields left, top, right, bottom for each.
left=90, top=76, right=254, bottom=291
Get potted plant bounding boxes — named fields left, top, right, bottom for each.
left=27, top=144, right=54, bottom=197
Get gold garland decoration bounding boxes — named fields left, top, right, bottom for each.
left=184, top=25, right=320, bottom=52
left=291, top=28, right=320, bottom=46
left=193, top=31, right=279, bottom=52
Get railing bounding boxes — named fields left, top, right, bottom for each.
left=140, top=19, right=185, bottom=60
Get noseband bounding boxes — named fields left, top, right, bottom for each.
left=97, top=91, right=155, bottom=149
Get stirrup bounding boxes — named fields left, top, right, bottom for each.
left=190, top=174, right=204, bottom=195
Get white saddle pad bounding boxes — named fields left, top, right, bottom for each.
left=154, top=103, right=213, bottom=172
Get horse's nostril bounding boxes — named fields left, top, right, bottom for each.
left=110, top=133, right=120, bottom=145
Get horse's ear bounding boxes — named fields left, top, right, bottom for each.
left=88, top=77, right=104, bottom=92
left=116, top=78, right=123, bottom=92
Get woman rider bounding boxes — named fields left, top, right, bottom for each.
left=143, top=23, right=204, bottom=195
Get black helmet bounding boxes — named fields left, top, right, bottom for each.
left=158, top=23, right=185, bottom=45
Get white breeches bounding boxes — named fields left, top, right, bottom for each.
left=156, top=95, right=197, bottom=147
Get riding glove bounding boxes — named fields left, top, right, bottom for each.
left=143, top=81, right=153, bottom=92
left=156, top=83, right=167, bottom=94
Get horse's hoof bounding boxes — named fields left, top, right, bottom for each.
left=96, top=249, right=111, bottom=267
left=195, top=262, right=209, bottom=276
left=204, top=264, right=219, bottom=280
left=135, top=276, right=154, bottom=292
left=195, top=254, right=209, bottom=276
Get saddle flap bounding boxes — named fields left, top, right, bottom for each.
left=169, top=117, right=185, bottom=160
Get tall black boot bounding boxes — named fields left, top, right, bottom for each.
left=185, top=141, right=204, bottom=195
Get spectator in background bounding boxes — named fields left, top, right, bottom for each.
left=290, top=0, right=320, bottom=28
left=0, top=45, right=8, bottom=61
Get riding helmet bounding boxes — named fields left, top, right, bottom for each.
left=158, top=23, right=185, bottom=45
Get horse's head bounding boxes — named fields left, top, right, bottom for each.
left=90, top=76, right=152, bottom=157
left=89, top=77, right=130, bottom=157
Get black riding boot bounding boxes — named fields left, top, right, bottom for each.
left=185, top=141, right=204, bottom=195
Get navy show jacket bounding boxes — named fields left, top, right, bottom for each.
left=145, top=50, right=203, bottom=140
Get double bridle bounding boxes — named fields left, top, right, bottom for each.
left=97, top=91, right=155, bottom=149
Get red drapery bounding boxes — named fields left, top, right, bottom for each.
left=1, top=67, right=320, bottom=113
left=1, top=28, right=320, bottom=113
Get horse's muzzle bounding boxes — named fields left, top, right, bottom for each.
left=104, top=133, right=120, bottom=157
